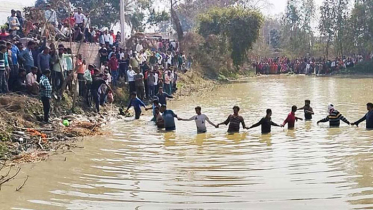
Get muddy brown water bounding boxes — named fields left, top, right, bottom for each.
left=1, top=75, right=373, bottom=210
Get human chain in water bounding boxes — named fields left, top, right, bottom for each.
left=126, top=97, right=373, bottom=134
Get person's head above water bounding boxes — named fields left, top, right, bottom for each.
left=160, top=104, right=167, bottom=113
left=367, top=103, right=373, bottom=111
left=328, top=104, right=334, bottom=113
left=305, top=100, right=311, bottom=106
left=292, top=105, right=297, bottom=113
left=195, top=106, right=202, bottom=115
left=233, top=106, right=240, bottom=115
left=266, top=109, right=272, bottom=117
left=130, top=91, right=137, bottom=99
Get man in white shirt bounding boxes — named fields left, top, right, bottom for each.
left=178, top=106, right=217, bottom=133
left=136, top=42, right=143, bottom=53
left=127, top=66, right=136, bottom=93
left=103, top=31, right=111, bottom=45
left=74, top=7, right=86, bottom=27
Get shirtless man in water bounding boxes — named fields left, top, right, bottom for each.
left=298, top=100, right=314, bottom=120
left=217, top=106, right=247, bottom=133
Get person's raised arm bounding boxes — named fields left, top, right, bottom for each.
left=282, top=115, right=289, bottom=127
left=306, top=107, right=314, bottom=115
left=248, top=118, right=263, bottom=129
left=37, top=53, right=41, bottom=70
left=205, top=116, right=217, bottom=128
left=339, top=114, right=350, bottom=125
left=125, top=99, right=132, bottom=113
left=178, top=116, right=194, bottom=121
left=271, top=121, right=281, bottom=127
left=217, top=115, right=231, bottom=128
left=297, top=106, right=305, bottom=110
left=165, top=92, right=173, bottom=99
left=352, top=114, right=367, bottom=127
left=241, top=118, right=247, bottom=129
left=317, top=116, right=329, bottom=125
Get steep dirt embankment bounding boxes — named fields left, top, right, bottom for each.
left=0, top=94, right=109, bottom=162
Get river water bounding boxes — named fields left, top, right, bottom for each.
left=1, top=75, right=373, bottom=210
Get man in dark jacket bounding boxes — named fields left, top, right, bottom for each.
left=317, top=104, right=350, bottom=127
left=352, top=103, right=373, bottom=129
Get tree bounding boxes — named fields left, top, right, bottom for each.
left=281, top=0, right=315, bottom=57
left=270, top=29, right=281, bottom=49
left=70, top=0, right=168, bottom=31
left=319, top=0, right=337, bottom=58
left=198, top=7, right=263, bottom=66
left=35, top=0, right=46, bottom=7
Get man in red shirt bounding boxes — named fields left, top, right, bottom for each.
left=108, top=54, right=118, bottom=86
left=0, top=28, right=9, bottom=40
left=283, top=106, right=303, bottom=129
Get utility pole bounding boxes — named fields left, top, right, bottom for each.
left=120, top=0, right=126, bottom=44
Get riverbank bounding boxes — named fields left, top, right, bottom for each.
left=0, top=93, right=114, bottom=163
left=0, top=70, right=218, bottom=164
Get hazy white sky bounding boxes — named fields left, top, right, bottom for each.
left=7, top=0, right=325, bottom=15
left=266, top=0, right=324, bottom=16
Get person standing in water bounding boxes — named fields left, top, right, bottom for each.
left=317, top=104, right=350, bottom=127
left=282, top=105, right=303, bottom=129
left=247, top=109, right=282, bottom=134
left=161, top=104, right=178, bottom=131
left=217, top=106, right=247, bottom=133
left=154, top=106, right=164, bottom=129
left=351, top=103, right=373, bottom=129
left=125, top=92, right=148, bottom=119
left=298, top=100, right=314, bottom=120
left=178, top=106, right=217, bottom=133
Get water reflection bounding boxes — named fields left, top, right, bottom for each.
left=1, top=75, right=373, bottom=210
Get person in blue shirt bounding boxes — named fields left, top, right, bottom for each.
left=125, top=92, right=149, bottom=119
left=156, top=86, right=173, bottom=105
left=19, top=41, right=35, bottom=73
left=352, top=103, right=373, bottom=129
left=160, top=104, right=178, bottom=131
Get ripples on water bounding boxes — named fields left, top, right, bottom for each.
left=2, top=75, right=373, bottom=210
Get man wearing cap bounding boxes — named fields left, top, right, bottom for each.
left=317, top=104, right=350, bottom=127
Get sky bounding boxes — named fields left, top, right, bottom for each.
left=1, top=0, right=325, bottom=16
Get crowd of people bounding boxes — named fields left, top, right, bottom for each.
left=0, top=9, right=194, bottom=125
left=253, top=55, right=369, bottom=75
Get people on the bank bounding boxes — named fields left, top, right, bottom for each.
left=125, top=92, right=148, bottom=119
left=298, top=100, right=314, bottom=120
left=248, top=109, right=282, bottom=134
left=91, top=72, right=111, bottom=113
left=26, top=66, right=39, bottom=95
left=39, top=69, right=52, bottom=123
left=352, top=103, right=373, bottom=129
left=217, top=106, right=247, bottom=133
left=282, top=105, right=303, bottom=129
left=178, top=106, right=217, bottom=133
left=12, top=68, right=26, bottom=92
left=317, top=104, right=350, bottom=127
left=160, top=104, right=178, bottom=131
